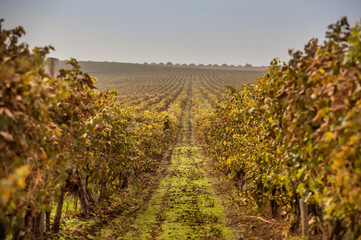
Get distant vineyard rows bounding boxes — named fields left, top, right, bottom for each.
left=88, top=66, right=261, bottom=111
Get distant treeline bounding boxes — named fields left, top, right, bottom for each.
left=143, top=62, right=264, bottom=68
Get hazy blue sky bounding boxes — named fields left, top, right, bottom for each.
left=1, top=0, right=360, bottom=66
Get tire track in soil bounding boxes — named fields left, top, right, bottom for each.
left=122, top=79, right=233, bottom=239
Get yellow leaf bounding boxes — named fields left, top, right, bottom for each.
left=16, top=178, right=26, bottom=188
left=14, top=165, right=30, bottom=177
left=331, top=159, right=343, bottom=170
left=14, top=165, right=30, bottom=188
left=55, top=128, right=62, bottom=136
left=325, top=132, right=333, bottom=142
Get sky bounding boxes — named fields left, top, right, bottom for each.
left=1, top=0, right=360, bottom=66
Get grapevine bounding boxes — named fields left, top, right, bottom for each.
left=199, top=18, right=361, bottom=238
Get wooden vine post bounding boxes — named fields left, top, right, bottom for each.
left=44, top=57, right=59, bottom=77
left=299, top=198, right=308, bottom=237
left=42, top=57, right=59, bottom=239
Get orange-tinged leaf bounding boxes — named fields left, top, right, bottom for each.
left=34, top=168, right=43, bottom=187
left=0, top=131, right=14, bottom=142
left=4, top=108, right=14, bottom=119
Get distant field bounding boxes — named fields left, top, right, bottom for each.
left=60, top=61, right=266, bottom=110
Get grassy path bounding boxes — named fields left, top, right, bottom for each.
left=119, top=82, right=233, bottom=239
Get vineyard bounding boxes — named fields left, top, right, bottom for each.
left=67, top=61, right=263, bottom=110
left=1, top=17, right=361, bottom=240
left=199, top=18, right=361, bottom=239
